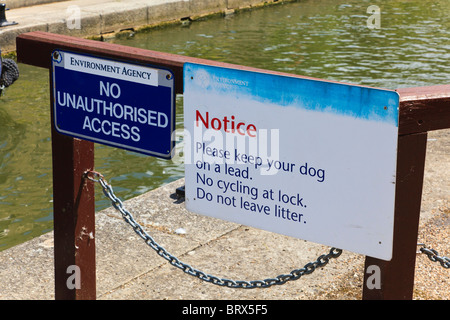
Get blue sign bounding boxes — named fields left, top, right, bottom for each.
left=51, top=50, right=175, bottom=159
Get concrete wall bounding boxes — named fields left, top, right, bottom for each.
left=3, top=0, right=68, bottom=9
left=1, top=0, right=287, bottom=53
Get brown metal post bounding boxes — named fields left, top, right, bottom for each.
left=362, top=132, right=428, bottom=300
left=49, top=70, right=96, bottom=300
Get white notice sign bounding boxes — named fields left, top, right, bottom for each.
left=183, top=63, right=399, bottom=261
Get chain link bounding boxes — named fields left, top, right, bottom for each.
left=86, top=170, right=343, bottom=289
left=417, top=244, right=450, bottom=269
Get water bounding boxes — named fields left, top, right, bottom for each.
left=0, top=0, right=448, bottom=251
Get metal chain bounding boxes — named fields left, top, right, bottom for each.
left=417, top=244, right=450, bottom=269
left=0, top=58, right=19, bottom=88
left=86, top=170, right=343, bottom=289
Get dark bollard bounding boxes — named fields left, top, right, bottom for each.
left=0, top=3, right=18, bottom=27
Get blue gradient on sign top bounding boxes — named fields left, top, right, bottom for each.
left=184, top=63, right=399, bottom=126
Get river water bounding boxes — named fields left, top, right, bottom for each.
left=0, top=0, right=448, bottom=251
